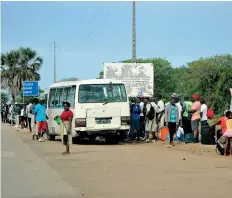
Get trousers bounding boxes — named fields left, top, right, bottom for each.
left=131, top=119, right=140, bottom=140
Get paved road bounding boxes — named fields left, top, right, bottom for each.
left=1, top=124, right=81, bottom=198
left=2, top=123, right=232, bottom=198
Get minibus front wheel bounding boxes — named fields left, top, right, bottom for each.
left=47, top=134, right=55, bottom=141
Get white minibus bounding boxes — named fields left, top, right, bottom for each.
left=46, top=79, right=130, bottom=144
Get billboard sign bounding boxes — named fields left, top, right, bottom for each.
left=23, top=81, right=39, bottom=96
left=104, top=63, right=154, bottom=97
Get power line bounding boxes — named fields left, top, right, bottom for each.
left=90, top=2, right=130, bottom=42
left=68, top=2, right=118, bottom=52
left=84, top=2, right=118, bottom=40
left=88, top=1, right=107, bottom=22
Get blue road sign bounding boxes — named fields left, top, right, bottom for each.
left=23, top=81, right=39, bottom=96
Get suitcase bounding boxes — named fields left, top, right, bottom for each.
left=201, top=125, right=215, bottom=145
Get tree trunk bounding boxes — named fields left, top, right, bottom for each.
left=11, top=91, right=15, bottom=104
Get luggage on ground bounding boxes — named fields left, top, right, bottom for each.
left=184, top=133, right=195, bottom=144
left=216, top=136, right=230, bottom=155
left=201, top=125, right=215, bottom=145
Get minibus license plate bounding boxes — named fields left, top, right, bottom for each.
left=96, top=119, right=111, bottom=124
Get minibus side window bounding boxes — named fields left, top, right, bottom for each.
left=48, top=88, right=56, bottom=108
left=49, top=86, right=76, bottom=108
left=65, top=86, right=76, bottom=109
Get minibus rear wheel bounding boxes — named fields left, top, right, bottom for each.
left=105, top=134, right=120, bottom=144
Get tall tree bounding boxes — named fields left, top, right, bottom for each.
left=1, top=47, right=43, bottom=102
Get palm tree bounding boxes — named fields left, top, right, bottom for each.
left=1, top=47, right=43, bottom=102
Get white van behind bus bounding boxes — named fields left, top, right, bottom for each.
left=46, top=79, right=130, bottom=144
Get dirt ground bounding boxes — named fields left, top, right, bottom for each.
left=12, top=126, right=232, bottom=198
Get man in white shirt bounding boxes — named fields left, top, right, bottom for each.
left=156, top=95, right=165, bottom=129
left=26, top=100, right=33, bottom=132
left=200, top=99, right=208, bottom=126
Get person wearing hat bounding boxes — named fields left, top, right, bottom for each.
left=189, top=94, right=201, bottom=143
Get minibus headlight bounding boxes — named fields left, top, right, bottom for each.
left=75, top=118, right=86, bottom=127
left=121, top=116, right=130, bottom=125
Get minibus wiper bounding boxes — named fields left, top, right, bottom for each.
left=103, top=94, right=120, bottom=105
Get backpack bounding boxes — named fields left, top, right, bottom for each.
left=207, top=108, right=214, bottom=120
left=147, top=104, right=155, bottom=120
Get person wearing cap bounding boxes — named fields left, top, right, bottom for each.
left=189, top=94, right=201, bottom=143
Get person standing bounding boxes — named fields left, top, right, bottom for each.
left=200, top=99, right=208, bottom=126
left=151, top=98, right=159, bottom=140
left=222, top=111, right=232, bottom=156
left=145, top=98, right=156, bottom=143
left=139, top=98, right=145, bottom=138
left=182, top=96, right=192, bottom=136
left=1, top=102, right=6, bottom=123
left=165, top=98, right=179, bottom=146
left=4, top=105, right=9, bottom=123
left=26, top=100, right=33, bottom=132
left=8, top=104, right=13, bottom=124
left=60, top=102, right=74, bottom=155
left=156, top=95, right=165, bottom=129
left=189, top=94, right=201, bottom=143
left=130, top=98, right=141, bottom=141
left=34, top=99, right=47, bottom=142
left=175, top=97, right=182, bottom=125
left=20, top=106, right=26, bottom=128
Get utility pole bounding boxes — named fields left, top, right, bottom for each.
left=132, top=1, right=136, bottom=63
left=53, top=41, right=57, bottom=83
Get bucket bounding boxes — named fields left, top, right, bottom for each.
left=54, top=116, right=61, bottom=125
left=160, top=127, right=169, bottom=141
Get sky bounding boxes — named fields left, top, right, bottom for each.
left=2, top=1, right=232, bottom=89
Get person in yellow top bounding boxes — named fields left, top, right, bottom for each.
left=182, top=96, right=192, bottom=136
left=223, top=111, right=232, bottom=156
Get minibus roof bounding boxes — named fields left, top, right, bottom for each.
left=48, top=79, right=125, bottom=88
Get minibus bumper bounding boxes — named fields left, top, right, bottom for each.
left=75, top=125, right=130, bottom=133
